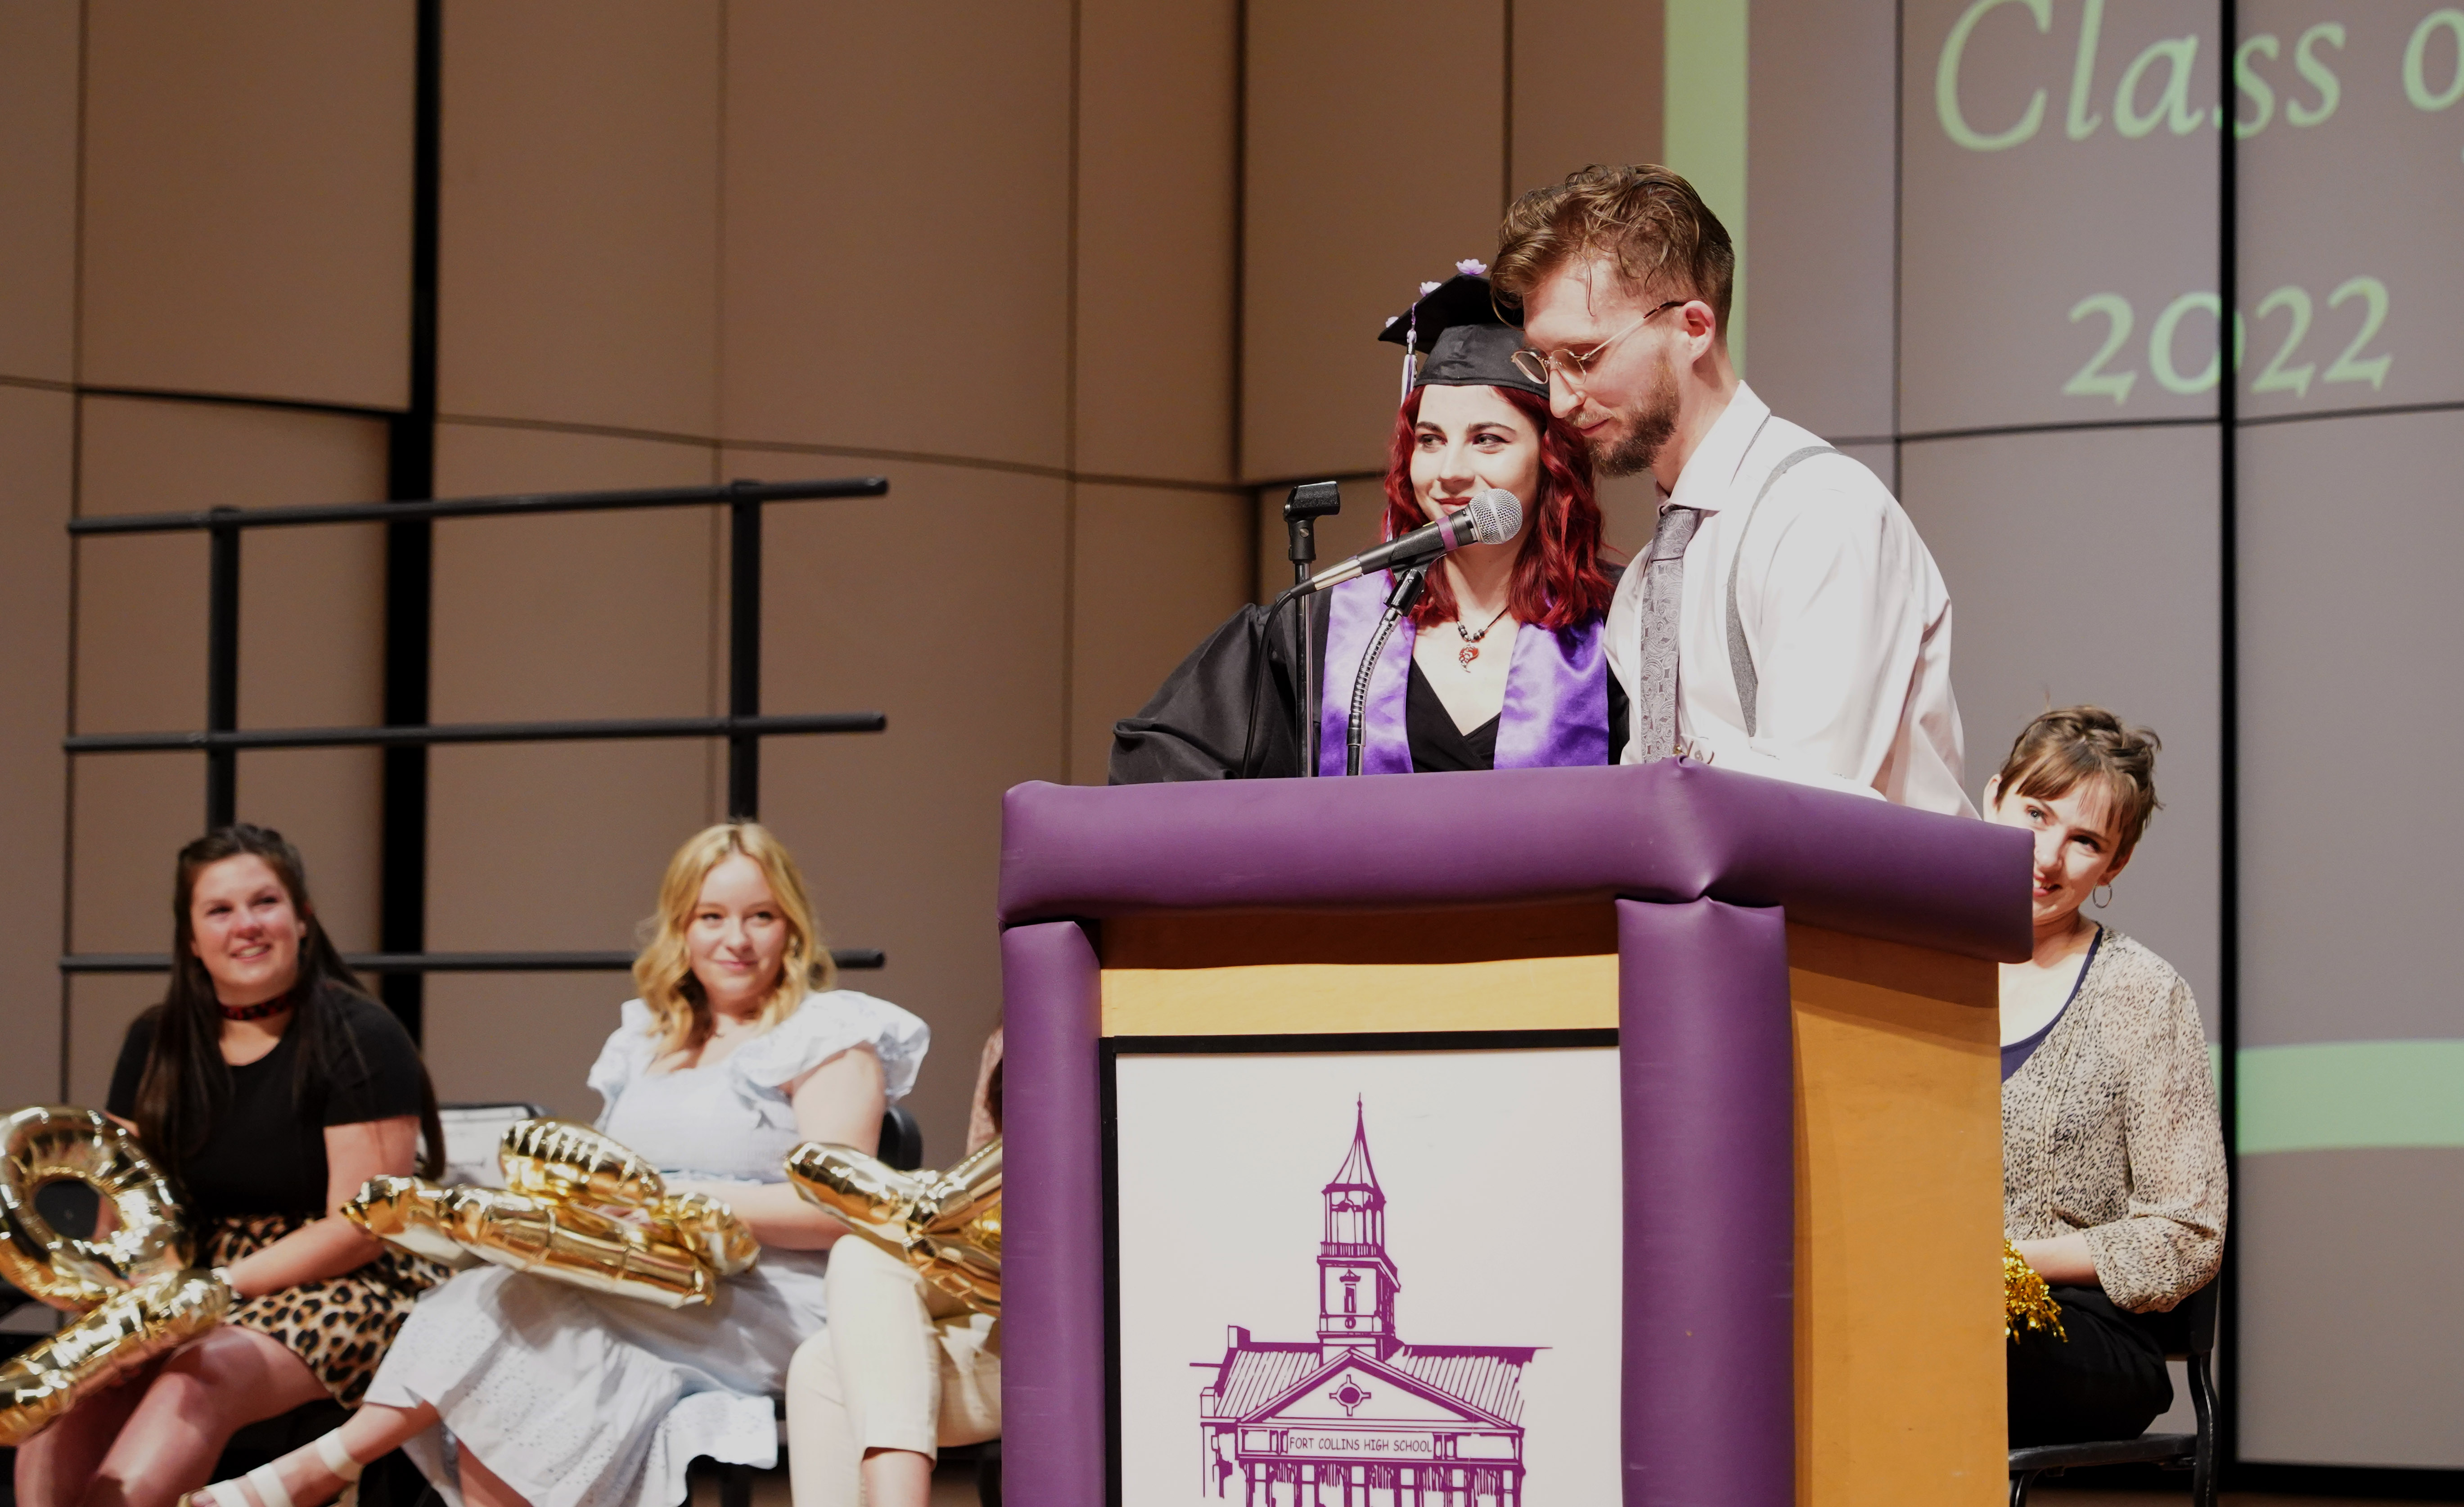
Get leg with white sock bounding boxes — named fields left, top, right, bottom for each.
left=187, top=1402, right=439, bottom=1507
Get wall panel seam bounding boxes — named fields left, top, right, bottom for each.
left=1060, top=0, right=1082, bottom=782
left=62, top=0, right=90, bottom=1099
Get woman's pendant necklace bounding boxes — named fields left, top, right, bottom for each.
left=1454, top=605, right=1513, bottom=671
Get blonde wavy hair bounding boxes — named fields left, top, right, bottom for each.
left=632, top=821, right=836, bottom=1054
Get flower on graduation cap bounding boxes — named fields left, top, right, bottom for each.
left=1456, top=258, right=1489, bottom=276
left=1419, top=281, right=1443, bottom=296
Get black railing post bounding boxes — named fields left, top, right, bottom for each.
left=204, top=515, right=241, bottom=828
left=727, top=492, right=762, bottom=817
left=379, top=0, right=444, bottom=1040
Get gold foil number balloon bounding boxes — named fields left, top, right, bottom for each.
left=0, top=1268, right=228, bottom=1446
left=344, top=1119, right=757, bottom=1308
left=0, top=1105, right=228, bottom=1446
left=786, top=1137, right=1001, bottom=1315
left=0, top=1106, right=191, bottom=1311
left=500, top=1119, right=666, bottom=1209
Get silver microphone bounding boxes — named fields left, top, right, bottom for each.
left=1297, top=488, right=1523, bottom=595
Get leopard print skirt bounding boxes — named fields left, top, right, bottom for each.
left=203, top=1214, right=450, bottom=1407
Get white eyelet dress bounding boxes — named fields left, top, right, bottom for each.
left=364, top=990, right=931, bottom=1507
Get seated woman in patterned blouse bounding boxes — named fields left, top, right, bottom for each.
left=1987, top=706, right=2226, bottom=1447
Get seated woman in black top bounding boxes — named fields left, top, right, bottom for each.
left=14, top=825, right=446, bottom=1507
left=1111, top=267, right=1624, bottom=781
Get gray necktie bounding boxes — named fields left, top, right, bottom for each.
left=1633, top=505, right=1701, bottom=761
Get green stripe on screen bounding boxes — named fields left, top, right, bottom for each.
left=1663, top=0, right=1749, bottom=372
left=2236, top=1040, right=2464, bottom=1154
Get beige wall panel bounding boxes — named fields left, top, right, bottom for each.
left=1243, top=0, right=1505, bottom=483
left=1069, top=483, right=1251, bottom=782
left=423, top=745, right=712, bottom=955
left=721, top=1, right=1072, bottom=469
left=1509, top=0, right=1664, bottom=194
left=69, top=975, right=167, bottom=1110
left=726, top=447, right=1065, bottom=1161
left=1074, top=0, right=1240, bottom=484
left=74, top=396, right=390, bottom=737
left=422, top=973, right=622, bottom=1122
left=430, top=422, right=718, bottom=726
left=1746, top=0, right=1896, bottom=442
left=0, top=387, right=72, bottom=1105
left=69, top=752, right=205, bottom=954
left=77, top=396, right=392, bottom=518
left=438, top=0, right=721, bottom=437
left=80, top=0, right=412, bottom=408
left=76, top=532, right=207, bottom=735
left=0, top=1, right=80, bottom=383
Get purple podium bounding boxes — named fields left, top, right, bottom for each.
left=999, top=761, right=2029, bottom=1507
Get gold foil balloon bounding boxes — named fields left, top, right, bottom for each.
left=785, top=1137, right=1001, bottom=1315
left=0, top=1268, right=229, bottom=1446
left=500, top=1119, right=665, bottom=1208
left=344, top=1120, right=756, bottom=1308
left=0, top=1106, right=190, bottom=1312
left=654, top=1191, right=761, bottom=1278
left=2004, top=1238, right=2067, bottom=1343
left=340, top=1177, right=481, bottom=1270
left=0, top=1105, right=219, bottom=1446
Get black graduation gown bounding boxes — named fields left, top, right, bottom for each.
left=1108, top=585, right=1631, bottom=783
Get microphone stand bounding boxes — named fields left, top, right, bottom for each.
left=1283, top=482, right=1340, bottom=777
left=1345, top=563, right=1430, bottom=776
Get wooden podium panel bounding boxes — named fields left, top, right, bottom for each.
left=1100, top=902, right=1620, bottom=1036
left=1788, top=923, right=2004, bottom=1507
left=1086, top=904, right=2006, bottom=1507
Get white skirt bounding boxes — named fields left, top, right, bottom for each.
left=366, top=1252, right=830, bottom=1507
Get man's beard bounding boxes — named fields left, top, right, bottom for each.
left=1592, top=357, right=1681, bottom=478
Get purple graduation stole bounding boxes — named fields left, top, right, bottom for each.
left=1316, top=573, right=1609, bottom=776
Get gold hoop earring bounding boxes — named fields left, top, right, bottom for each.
left=2092, top=884, right=2113, bottom=909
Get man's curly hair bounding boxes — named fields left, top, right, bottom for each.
left=1491, top=164, right=1735, bottom=340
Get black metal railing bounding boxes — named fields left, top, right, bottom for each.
left=61, top=476, right=892, bottom=992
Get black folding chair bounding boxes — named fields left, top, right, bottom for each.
left=2008, top=1278, right=2218, bottom=1507
left=433, top=1101, right=553, bottom=1185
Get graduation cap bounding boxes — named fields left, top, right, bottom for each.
left=1378, top=261, right=1548, bottom=402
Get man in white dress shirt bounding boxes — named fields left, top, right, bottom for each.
left=1493, top=164, right=1972, bottom=816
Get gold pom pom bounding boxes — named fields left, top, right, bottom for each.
left=2005, top=1239, right=2068, bottom=1343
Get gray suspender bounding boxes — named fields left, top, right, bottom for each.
left=1723, top=443, right=1837, bottom=738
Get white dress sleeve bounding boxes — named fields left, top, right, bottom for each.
left=729, top=990, right=933, bottom=1104
left=586, top=999, right=661, bottom=1124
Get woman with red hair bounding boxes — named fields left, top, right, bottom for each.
left=1112, top=270, right=1625, bottom=780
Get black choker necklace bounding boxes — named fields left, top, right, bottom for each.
left=218, top=993, right=293, bottom=1022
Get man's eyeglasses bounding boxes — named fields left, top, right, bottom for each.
left=1509, top=300, right=1687, bottom=390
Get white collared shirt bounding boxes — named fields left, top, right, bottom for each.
left=1605, top=383, right=1974, bottom=817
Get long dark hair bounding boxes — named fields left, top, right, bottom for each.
left=1382, top=384, right=1617, bottom=631
left=132, top=824, right=444, bottom=1181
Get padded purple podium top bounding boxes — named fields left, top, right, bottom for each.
left=1000, top=758, right=2031, bottom=961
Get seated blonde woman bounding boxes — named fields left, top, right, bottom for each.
left=1987, top=708, right=2226, bottom=1446
left=786, top=1030, right=1003, bottom=1507
left=191, top=821, right=928, bottom=1507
